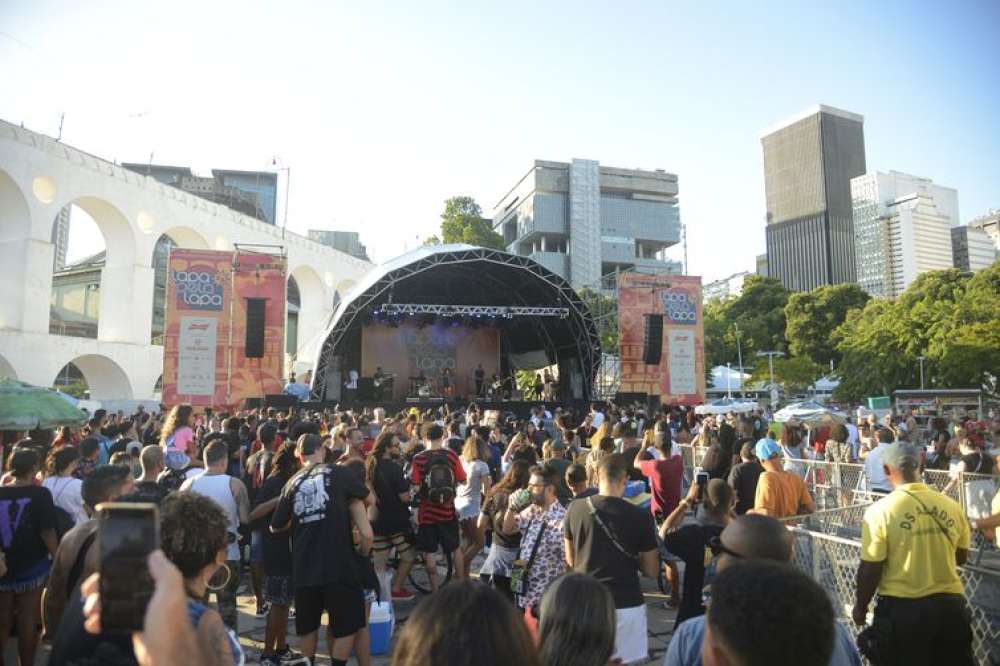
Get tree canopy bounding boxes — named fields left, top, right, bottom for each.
left=702, top=275, right=790, bottom=370
left=438, top=196, right=505, bottom=250
left=785, top=283, right=869, bottom=367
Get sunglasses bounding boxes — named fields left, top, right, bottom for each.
left=708, top=535, right=744, bottom=559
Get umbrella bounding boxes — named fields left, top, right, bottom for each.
left=54, top=390, right=79, bottom=407
left=773, top=401, right=847, bottom=426
left=695, top=398, right=759, bottom=416
left=0, top=378, right=88, bottom=430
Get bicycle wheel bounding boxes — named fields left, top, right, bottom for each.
left=408, top=550, right=454, bottom=594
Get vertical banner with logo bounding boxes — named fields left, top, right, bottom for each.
left=163, top=248, right=286, bottom=408
left=618, top=273, right=705, bottom=405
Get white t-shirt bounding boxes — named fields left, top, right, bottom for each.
left=865, top=443, right=892, bottom=492
left=591, top=412, right=605, bottom=428
left=43, top=476, right=87, bottom=525
left=345, top=370, right=359, bottom=390
left=455, top=459, right=490, bottom=516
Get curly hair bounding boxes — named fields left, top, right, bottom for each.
left=160, top=404, right=193, bottom=448
left=160, top=491, right=229, bottom=580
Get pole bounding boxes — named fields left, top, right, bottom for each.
left=918, top=356, right=926, bottom=389
left=727, top=362, right=732, bottom=399
left=282, top=166, right=290, bottom=240
left=734, top=323, right=743, bottom=382
left=768, top=353, right=775, bottom=388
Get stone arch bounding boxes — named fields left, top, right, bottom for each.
left=51, top=196, right=136, bottom=267
left=0, top=167, right=31, bottom=243
left=287, top=265, right=326, bottom=364
left=290, top=265, right=326, bottom=312
left=150, top=225, right=211, bottom=266
left=57, top=354, right=134, bottom=399
left=0, top=352, right=17, bottom=379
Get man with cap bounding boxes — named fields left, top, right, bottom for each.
left=749, top=436, right=814, bottom=518
left=852, top=442, right=974, bottom=666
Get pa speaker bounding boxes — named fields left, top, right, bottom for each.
left=643, top=314, right=663, bottom=364
left=245, top=298, right=266, bottom=358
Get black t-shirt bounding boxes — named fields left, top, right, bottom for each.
left=373, top=459, right=411, bottom=536
left=256, top=475, right=293, bottom=576
left=663, top=522, right=724, bottom=625
left=962, top=451, right=995, bottom=475
left=271, top=463, right=369, bottom=588
left=481, top=491, right=520, bottom=549
left=546, top=457, right=573, bottom=504
left=0, top=485, right=57, bottom=580
left=727, top=461, right=763, bottom=515
left=563, top=495, right=657, bottom=608
left=122, top=480, right=171, bottom=505
left=447, top=437, right=465, bottom=455
left=571, top=487, right=599, bottom=501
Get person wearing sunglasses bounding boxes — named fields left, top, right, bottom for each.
left=663, top=514, right=861, bottom=666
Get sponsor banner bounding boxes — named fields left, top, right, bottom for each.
left=163, top=249, right=285, bottom=408
left=618, top=273, right=705, bottom=405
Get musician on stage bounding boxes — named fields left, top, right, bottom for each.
left=373, top=366, right=390, bottom=401
left=441, top=367, right=454, bottom=399
left=532, top=373, right=544, bottom=400
left=474, top=364, right=485, bottom=397
left=343, top=367, right=359, bottom=402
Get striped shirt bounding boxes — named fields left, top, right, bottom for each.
left=409, top=448, right=466, bottom=525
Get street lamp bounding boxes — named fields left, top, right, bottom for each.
left=726, top=362, right=732, bottom=399
left=756, top=350, right=785, bottom=398
left=917, top=356, right=926, bottom=389
left=733, top=323, right=744, bottom=382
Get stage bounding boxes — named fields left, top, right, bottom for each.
left=294, top=398, right=590, bottom=421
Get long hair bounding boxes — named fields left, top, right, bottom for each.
left=461, top=435, right=488, bottom=464
left=487, top=459, right=531, bottom=501
left=46, top=445, right=80, bottom=476
left=160, top=404, right=193, bottom=448
left=538, top=573, right=616, bottom=666
left=365, top=430, right=398, bottom=486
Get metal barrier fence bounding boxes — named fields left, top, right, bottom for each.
left=790, top=528, right=1000, bottom=666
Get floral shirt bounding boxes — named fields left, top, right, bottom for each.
left=515, top=501, right=567, bottom=610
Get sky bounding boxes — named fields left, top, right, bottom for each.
left=2, top=0, right=998, bottom=281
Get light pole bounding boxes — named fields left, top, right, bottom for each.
left=733, top=323, right=744, bottom=390
left=756, top=350, right=785, bottom=398
left=726, top=362, right=733, bottom=399
left=917, top=356, right=926, bottom=389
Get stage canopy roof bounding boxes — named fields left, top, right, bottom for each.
left=311, top=244, right=601, bottom=400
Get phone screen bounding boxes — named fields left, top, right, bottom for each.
left=696, top=472, right=709, bottom=500
left=98, top=503, right=159, bottom=633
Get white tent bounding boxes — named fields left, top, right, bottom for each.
left=773, top=401, right=847, bottom=425
left=709, top=365, right=751, bottom=391
left=695, top=397, right=759, bottom=416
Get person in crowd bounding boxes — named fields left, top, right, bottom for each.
left=700, top=560, right=836, bottom=666
left=74, top=437, right=100, bottom=480
left=537, top=572, right=617, bottom=666
left=446, top=421, right=465, bottom=454
left=391, top=579, right=540, bottom=666
left=501, top=463, right=567, bottom=624
left=160, top=404, right=196, bottom=471
left=545, top=439, right=572, bottom=504
left=0, top=449, right=58, bottom=665
left=660, top=478, right=733, bottom=628
left=825, top=423, right=853, bottom=463
left=246, top=422, right=280, bottom=613
left=566, top=463, right=597, bottom=500
left=202, top=416, right=245, bottom=479
left=586, top=436, right=615, bottom=487
left=479, top=460, right=531, bottom=602
left=409, top=423, right=467, bottom=589
left=665, top=513, right=861, bottom=666
left=43, top=445, right=87, bottom=527
left=853, top=442, right=974, bottom=666
left=925, top=431, right=952, bottom=471
left=618, top=423, right=646, bottom=482
left=247, top=442, right=307, bottom=666
left=366, top=431, right=417, bottom=601
left=863, top=428, right=895, bottom=495
left=122, top=444, right=171, bottom=504
left=778, top=423, right=808, bottom=477
left=749, top=437, right=815, bottom=518
left=179, top=440, right=250, bottom=632
left=456, top=435, right=492, bottom=578
left=271, top=433, right=372, bottom=666
left=634, top=424, right=684, bottom=606
left=727, top=442, right=763, bottom=515
left=564, top=454, right=659, bottom=664
left=42, top=464, right=134, bottom=638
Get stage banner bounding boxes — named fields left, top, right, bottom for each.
left=618, top=273, right=705, bottom=405
left=163, top=249, right=285, bottom=408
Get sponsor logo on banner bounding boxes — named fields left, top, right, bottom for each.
left=661, top=289, right=697, bottom=324
left=177, top=316, right=217, bottom=396
left=173, top=269, right=224, bottom=311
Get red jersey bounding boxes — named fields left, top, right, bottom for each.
left=408, top=447, right=466, bottom=525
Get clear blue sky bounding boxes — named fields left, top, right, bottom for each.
left=2, top=0, right=998, bottom=281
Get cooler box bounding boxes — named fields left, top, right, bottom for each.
left=369, top=601, right=395, bottom=655
left=625, top=480, right=646, bottom=498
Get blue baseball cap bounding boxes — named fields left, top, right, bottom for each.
left=755, top=438, right=781, bottom=461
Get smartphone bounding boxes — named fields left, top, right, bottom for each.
left=97, top=502, right=160, bottom=633
left=695, top=469, right=709, bottom=501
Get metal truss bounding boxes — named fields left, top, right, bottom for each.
left=311, top=246, right=602, bottom=401
left=379, top=303, right=569, bottom=318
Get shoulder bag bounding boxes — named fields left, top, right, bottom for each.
left=587, top=497, right=637, bottom=561
left=510, top=515, right=548, bottom=595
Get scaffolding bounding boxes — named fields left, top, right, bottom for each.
left=579, top=269, right=625, bottom=399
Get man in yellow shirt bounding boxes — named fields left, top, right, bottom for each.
left=853, top=442, right=974, bottom=666
left=749, top=438, right=815, bottom=518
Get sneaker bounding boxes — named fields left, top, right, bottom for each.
left=391, top=587, right=416, bottom=600
left=277, top=646, right=309, bottom=664
left=287, top=606, right=295, bottom=620
left=255, top=601, right=270, bottom=616
left=260, top=656, right=280, bottom=666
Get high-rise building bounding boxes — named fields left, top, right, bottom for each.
left=850, top=171, right=959, bottom=298
left=492, top=159, right=682, bottom=290
left=50, top=204, right=71, bottom=270
left=307, top=230, right=370, bottom=261
left=755, top=253, right=769, bottom=277
left=761, top=105, right=866, bottom=291
left=951, top=225, right=997, bottom=273
left=969, top=209, right=1000, bottom=253
left=704, top=271, right=751, bottom=301
left=122, top=163, right=278, bottom=225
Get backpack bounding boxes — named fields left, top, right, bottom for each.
left=421, top=450, right=456, bottom=505
left=157, top=465, right=194, bottom=492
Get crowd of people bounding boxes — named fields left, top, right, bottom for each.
left=1, top=397, right=998, bottom=665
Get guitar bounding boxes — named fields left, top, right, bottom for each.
left=373, top=373, right=396, bottom=388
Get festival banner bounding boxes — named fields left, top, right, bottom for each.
left=618, top=272, right=705, bottom=405
left=163, top=248, right=286, bottom=408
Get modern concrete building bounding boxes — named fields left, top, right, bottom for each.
left=491, top=159, right=682, bottom=290
left=755, top=253, right=769, bottom=277
left=850, top=171, right=959, bottom=298
left=308, top=230, right=370, bottom=261
left=761, top=105, right=866, bottom=291
left=952, top=225, right=997, bottom=273
left=50, top=204, right=71, bottom=270
left=704, top=271, right=751, bottom=301
left=969, top=209, right=1000, bottom=253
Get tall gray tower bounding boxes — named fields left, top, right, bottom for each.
left=761, top=105, right=866, bottom=291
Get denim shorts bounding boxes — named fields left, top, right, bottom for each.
left=263, top=575, right=294, bottom=605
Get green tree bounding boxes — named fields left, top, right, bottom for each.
left=422, top=234, right=441, bottom=246
left=578, top=288, right=618, bottom=353
left=702, top=275, right=790, bottom=372
left=785, top=283, right=870, bottom=367
left=748, top=355, right=824, bottom=395
left=440, top=196, right=505, bottom=250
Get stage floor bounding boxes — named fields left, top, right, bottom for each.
left=297, top=398, right=590, bottom=420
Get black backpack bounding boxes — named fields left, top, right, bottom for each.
left=157, top=465, right=193, bottom=492
left=421, top=451, right=456, bottom=505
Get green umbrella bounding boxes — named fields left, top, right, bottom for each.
left=0, top=377, right=88, bottom=430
